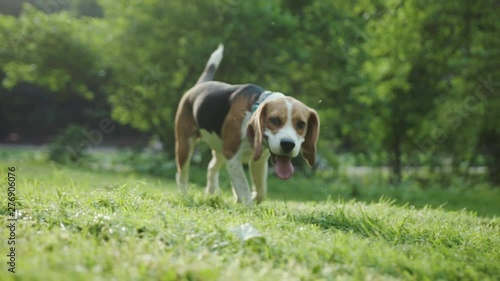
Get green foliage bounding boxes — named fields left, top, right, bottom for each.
left=0, top=0, right=499, bottom=184
left=102, top=149, right=176, bottom=177
left=48, top=124, right=91, bottom=164
left=0, top=4, right=108, bottom=99
left=97, top=0, right=302, bottom=147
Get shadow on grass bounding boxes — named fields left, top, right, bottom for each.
left=180, top=165, right=500, bottom=218
left=285, top=206, right=483, bottom=249
left=179, top=165, right=500, bottom=217
left=262, top=174, right=500, bottom=218
left=2, top=146, right=498, bottom=218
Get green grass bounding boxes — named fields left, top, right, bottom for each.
left=0, top=150, right=499, bottom=280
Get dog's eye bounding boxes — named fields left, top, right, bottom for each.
left=269, top=117, right=281, bottom=126
left=296, top=120, right=306, bottom=130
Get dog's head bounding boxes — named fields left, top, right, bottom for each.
left=247, top=96, right=320, bottom=180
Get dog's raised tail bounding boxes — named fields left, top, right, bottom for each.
left=196, top=44, right=224, bottom=84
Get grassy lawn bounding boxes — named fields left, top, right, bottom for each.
left=1, top=149, right=499, bottom=280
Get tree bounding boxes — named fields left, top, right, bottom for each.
left=0, top=5, right=108, bottom=99
left=96, top=0, right=300, bottom=154
left=1, top=0, right=498, bottom=185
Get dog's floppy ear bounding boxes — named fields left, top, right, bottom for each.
left=301, top=109, right=320, bottom=166
left=246, top=103, right=267, bottom=161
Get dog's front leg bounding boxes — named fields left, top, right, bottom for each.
left=250, top=154, right=270, bottom=203
left=226, top=157, right=252, bottom=205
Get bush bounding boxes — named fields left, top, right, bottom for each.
left=113, top=149, right=175, bottom=177
left=48, top=124, right=90, bottom=165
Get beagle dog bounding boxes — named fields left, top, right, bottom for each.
left=175, top=44, right=320, bottom=204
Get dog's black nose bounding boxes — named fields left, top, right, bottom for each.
left=280, top=139, right=296, bottom=153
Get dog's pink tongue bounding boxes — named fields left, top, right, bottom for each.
left=275, top=156, right=294, bottom=180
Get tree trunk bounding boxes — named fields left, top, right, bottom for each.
left=389, top=93, right=405, bottom=185
left=480, top=131, right=500, bottom=186
left=391, top=132, right=402, bottom=185
left=484, top=136, right=500, bottom=186
left=488, top=158, right=500, bottom=186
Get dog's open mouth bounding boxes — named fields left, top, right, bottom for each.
left=271, top=153, right=294, bottom=180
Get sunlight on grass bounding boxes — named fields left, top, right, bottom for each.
left=0, top=158, right=499, bottom=280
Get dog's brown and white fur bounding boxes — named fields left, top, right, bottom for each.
left=175, top=44, right=319, bottom=204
